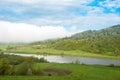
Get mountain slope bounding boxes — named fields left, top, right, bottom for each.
left=54, top=25, right=120, bottom=55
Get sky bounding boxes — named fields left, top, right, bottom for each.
left=0, top=0, right=120, bottom=43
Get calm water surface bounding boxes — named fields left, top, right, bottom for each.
left=4, top=53, right=120, bottom=66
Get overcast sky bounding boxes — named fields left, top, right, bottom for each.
left=0, top=0, right=120, bottom=42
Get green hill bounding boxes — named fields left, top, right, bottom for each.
left=53, top=25, right=120, bottom=55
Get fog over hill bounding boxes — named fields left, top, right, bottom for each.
left=0, top=21, right=73, bottom=43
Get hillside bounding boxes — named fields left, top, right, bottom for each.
left=53, top=25, right=120, bottom=55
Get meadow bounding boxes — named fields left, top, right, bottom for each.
left=0, top=45, right=120, bottom=80
left=0, top=63, right=120, bottom=80
left=6, top=45, right=120, bottom=59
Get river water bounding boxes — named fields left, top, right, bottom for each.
left=4, top=53, right=120, bottom=66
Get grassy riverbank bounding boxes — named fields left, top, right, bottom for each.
left=0, top=63, right=120, bottom=80
left=6, top=45, right=120, bottom=59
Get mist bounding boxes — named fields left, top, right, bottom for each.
left=0, top=21, right=71, bottom=43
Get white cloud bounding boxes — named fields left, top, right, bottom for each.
left=1, top=0, right=94, bottom=5
left=73, top=14, right=120, bottom=28
left=87, top=7, right=104, bottom=15
left=0, top=21, right=72, bottom=43
left=0, top=0, right=95, bottom=14
left=99, top=0, right=120, bottom=9
left=70, top=26, right=78, bottom=31
left=0, top=0, right=120, bottom=33
left=25, top=13, right=120, bottom=29
left=0, top=0, right=94, bottom=18
left=2, top=0, right=73, bottom=4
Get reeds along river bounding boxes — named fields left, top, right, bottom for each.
left=4, top=53, right=120, bottom=66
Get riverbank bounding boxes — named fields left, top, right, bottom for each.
left=6, top=47, right=120, bottom=60
left=0, top=63, right=120, bottom=80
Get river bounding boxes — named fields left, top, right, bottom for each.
left=4, top=53, right=120, bottom=66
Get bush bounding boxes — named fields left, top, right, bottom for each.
left=75, top=60, right=80, bottom=64
left=38, top=57, right=48, bottom=63
left=0, top=54, right=48, bottom=65
left=31, top=67, right=44, bottom=75
left=0, top=54, right=25, bottom=65
left=0, top=54, right=48, bottom=75
left=16, top=61, right=30, bottom=75
left=108, top=64, right=115, bottom=67
left=15, top=57, right=38, bottom=75
left=0, top=58, right=13, bottom=75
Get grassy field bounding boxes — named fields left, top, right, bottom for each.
left=0, top=63, right=120, bottom=80
left=6, top=45, right=120, bottom=59
left=1, top=45, right=120, bottom=80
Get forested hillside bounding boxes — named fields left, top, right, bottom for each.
left=53, top=25, right=120, bottom=55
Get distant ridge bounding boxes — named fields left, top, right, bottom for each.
left=53, top=25, right=120, bottom=55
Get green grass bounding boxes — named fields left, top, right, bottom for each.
left=7, top=46, right=120, bottom=59
left=0, top=45, right=8, bottom=52
left=0, top=63, right=120, bottom=80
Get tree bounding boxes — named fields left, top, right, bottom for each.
left=16, top=61, right=30, bottom=75
left=0, top=58, right=13, bottom=75
left=16, top=57, right=35, bottom=75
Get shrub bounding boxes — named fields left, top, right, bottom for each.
left=15, top=57, right=38, bottom=75
left=75, top=60, right=80, bottom=64
left=31, top=67, right=44, bottom=75
left=108, top=64, right=115, bottom=67
left=0, top=58, right=13, bottom=75
left=38, top=57, right=48, bottom=63
left=16, top=61, right=30, bottom=75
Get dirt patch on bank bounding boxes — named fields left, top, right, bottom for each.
left=43, top=68, right=72, bottom=76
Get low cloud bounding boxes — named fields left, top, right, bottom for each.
left=0, top=21, right=72, bottom=43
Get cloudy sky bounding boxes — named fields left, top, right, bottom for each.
left=0, top=0, right=120, bottom=42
